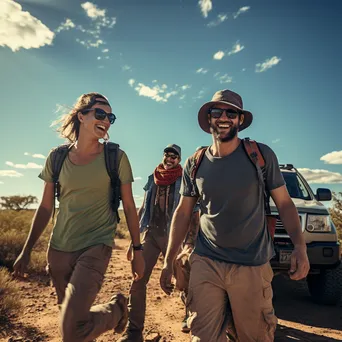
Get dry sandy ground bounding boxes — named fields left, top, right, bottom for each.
left=1, top=238, right=342, bottom=342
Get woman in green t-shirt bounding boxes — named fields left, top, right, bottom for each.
left=13, top=92, right=145, bottom=342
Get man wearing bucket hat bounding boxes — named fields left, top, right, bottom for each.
left=119, top=144, right=200, bottom=341
left=160, top=90, right=309, bottom=341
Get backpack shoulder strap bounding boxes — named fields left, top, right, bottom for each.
left=189, top=147, right=208, bottom=196
left=51, top=143, right=73, bottom=199
left=104, top=142, right=121, bottom=222
left=242, top=138, right=271, bottom=214
left=104, top=142, right=120, bottom=179
left=242, top=138, right=265, bottom=168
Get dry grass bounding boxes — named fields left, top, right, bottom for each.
left=0, top=209, right=129, bottom=274
left=0, top=210, right=52, bottom=273
left=0, top=267, right=22, bottom=321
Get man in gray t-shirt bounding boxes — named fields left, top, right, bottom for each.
left=160, top=89, right=310, bottom=342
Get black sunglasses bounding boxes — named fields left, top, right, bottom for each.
left=82, top=108, right=116, bottom=124
left=164, top=153, right=178, bottom=160
left=209, top=108, right=240, bottom=120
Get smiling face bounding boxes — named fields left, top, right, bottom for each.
left=78, top=98, right=112, bottom=140
left=208, top=103, right=244, bottom=142
left=162, top=151, right=180, bottom=170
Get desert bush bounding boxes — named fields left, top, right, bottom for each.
left=0, top=267, right=22, bottom=321
left=0, top=209, right=129, bottom=274
left=0, top=210, right=52, bottom=272
left=116, top=210, right=129, bottom=239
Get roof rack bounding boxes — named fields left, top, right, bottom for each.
left=279, top=164, right=295, bottom=170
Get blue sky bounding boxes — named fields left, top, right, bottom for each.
left=0, top=0, right=341, bottom=208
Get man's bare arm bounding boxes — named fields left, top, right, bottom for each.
left=164, top=196, right=198, bottom=265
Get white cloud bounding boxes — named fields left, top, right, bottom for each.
left=228, top=42, right=245, bottom=56
left=213, top=51, right=225, bottom=60
left=233, top=6, right=251, bottom=19
left=179, top=94, right=186, bottom=100
left=198, top=0, right=212, bottom=18
left=131, top=81, right=191, bottom=103
left=56, top=18, right=75, bottom=33
left=24, top=152, right=46, bottom=159
left=6, top=161, right=43, bottom=169
left=134, top=83, right=166, bottom=103
left=181, top=84, right=191, bottom=90
left=297, top=168, right=342, bottom=184
left=122, top=65, right=132, bottom=72
left=81, top=2, right=106, bottom=19
left=320, top=151, right=342, bottom=165
left=196, top=68, right=209, bottom=74
left=207, top=13, right=228, bottom=27
left=76, top=38, right=104, bottom=48
left=0, top=0, right=55, bottom=52
left=193, top=89, right=206, bottom=100
left=272, top=139, right=280, bottom=144
left=97, top=56, right=101, bottom=60
left=214, top=73, right=233, bottom=84
left=255, top=56, right=281, bottom=73
left=0, top=170, right=23, bottom=177
left=134, top=177, right=142, bottom=181
left=74, top=3, right=115, bottom=49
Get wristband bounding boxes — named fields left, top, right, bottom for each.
left=132, top=243, right=143, bottom=251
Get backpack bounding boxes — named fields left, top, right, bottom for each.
left=50, top=142, right=121, bottom=223
left=189, top=137, right=277, bottom=239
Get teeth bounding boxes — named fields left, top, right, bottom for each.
left=96, top=125, right=106, bottom=130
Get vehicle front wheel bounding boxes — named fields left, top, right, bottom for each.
left=307, top=265, right=342, bottom=305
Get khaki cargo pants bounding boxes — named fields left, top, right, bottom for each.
left=187, top=253, right=277, bottom=342
left=47, top=244, right=123, bottom=342
left=126, top=228, right=188, bottom=337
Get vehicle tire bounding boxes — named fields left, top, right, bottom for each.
left=307, top=265, right=342, bottom=305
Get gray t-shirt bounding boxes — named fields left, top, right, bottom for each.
left=180, top=142, right=285, bottom=266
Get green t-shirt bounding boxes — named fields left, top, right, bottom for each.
left=39, top=147, right=134, bottom=252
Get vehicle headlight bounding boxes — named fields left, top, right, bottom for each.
left=306, top=215, right=331, bottom=232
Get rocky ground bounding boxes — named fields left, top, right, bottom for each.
left=1, top=238, right=341, bottom=342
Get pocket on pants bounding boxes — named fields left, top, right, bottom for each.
left=258, top=309, right=277, bottom=342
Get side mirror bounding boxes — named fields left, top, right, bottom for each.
left=316, top=188, right=332, bottom=201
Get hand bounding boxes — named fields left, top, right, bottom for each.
left=289, top=245, right=310, bottom=280
left=131, top=251, right=145, bottom=281
left=13, top=250, right=30, bottom=278
left=126, top=242, right=133, bottom=261
left=176, top=244, right=193, bottom=266
left=160, top=263, right=174, bottom=295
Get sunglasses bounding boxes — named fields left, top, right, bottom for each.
left=82, top=108, right=116, bottom=124
left=164, top=153, right=178, bottom=160
left=209, top=108, right=240, bottom=120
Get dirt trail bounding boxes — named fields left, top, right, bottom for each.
left=1, top=238, right=342, bottom=342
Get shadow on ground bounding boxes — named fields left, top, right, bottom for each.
left=0, top=319, right=49, bottom=342
left=272, top=274, right=342, bottom=338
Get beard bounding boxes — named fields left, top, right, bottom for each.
left=210, top=122, right=239, bottom=142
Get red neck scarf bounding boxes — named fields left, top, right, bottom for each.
left=153, top=163, right=183, bottom=186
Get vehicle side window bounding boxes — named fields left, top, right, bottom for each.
left=282, top=172, right=310, bottom=200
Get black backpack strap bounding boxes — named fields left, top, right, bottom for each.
left=50, top=143, right=73, bottom=220
left=189, top=147, right=208, bottom=197
left=242, top=138, right=271, bottom=214
left=104, top=142, right=121, bottom=222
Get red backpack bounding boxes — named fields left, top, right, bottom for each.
left=189, top=138, right=277, bottom=239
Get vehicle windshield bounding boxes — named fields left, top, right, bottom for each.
left=281, top=171, right=312, bottom=200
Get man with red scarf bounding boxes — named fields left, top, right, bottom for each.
left=118, top=144, right=199, bottom=342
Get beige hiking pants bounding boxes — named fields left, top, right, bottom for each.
left=47, top=244, right=123, bottom=342
left=187, top=253, right=277, bottom=342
